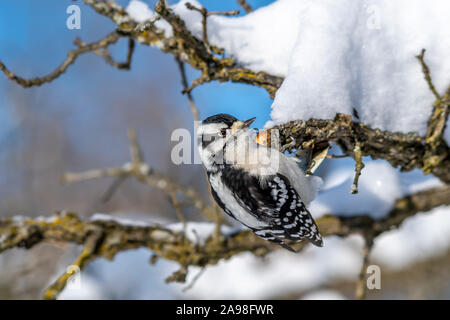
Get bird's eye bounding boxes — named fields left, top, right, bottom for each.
left=220, top=129, right=227, bottom=137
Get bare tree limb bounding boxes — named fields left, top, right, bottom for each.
left=416, top=49, right=441, bottom=101
left=416, top=49, right=450, bottom=146
left=425, top=85, right=450, bottom=149
left=42, top=229, right=104, bottom=300
left=0, top=32, right=124, bottom=88
left=182, top=267, right=206, bottom=292
left=100, top=174, right=128, bottom=204
left=274, top=113, right=450, bottom=183
left=185, top=2, right=239, bottom=45
left=169, top=191, right=187, bottom=233
left=60, top=130, right=218, bottom=222
left=350, top=141, right=365, bottom=194
left=237, top=0, right=253, bottom=13
left=175, top=57, right=199, bottom=122
left=355, top=235, right=373, bottom=300
left=74, top=36, right=135, bottom=70
left=81, top=0, right=284, bottom=98
left=97, top=128, right=142, bottom=204
left=1, top=185, right=448, bottom=299
left=175, top=57, right=224, bottom=237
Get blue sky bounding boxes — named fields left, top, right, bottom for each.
left=0, top=0, right=276, bottom=143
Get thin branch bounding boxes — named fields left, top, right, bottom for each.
left=98, top=127, right=143, bottom=204
left=208, top=10, right=241, bottom=17
left=416, top=49, right=450, bottom=145
left=185, top=3, right=209, bottom=44
left=351, top=141, right=365, bottom=194
left=280, top=136, right=296, bottom=153
left=237, top=0, right=253, bottom=13
left=415, top=49, right=450, bottom=172
left=100, top=174, right=128, bottom=203
left=74, top=36, right=135, bottom=70
left=182, top=267, right=206, bottom=292
left=175, top=57, right=224, bottom=239
left=0, top=32, right=121, bottom=88
left=165, top=265, right=188, bottom=284
left=326, top=154, right=348, bottom=159
left=182, top=74, right=210, bottom=95
left=61, top=166, right=128, bottom=183
left=60, top=131, right=217, bottom=222
left=185, top=2, right=239, bottom=45
left=416, top=49, right=441, bottom=101
left=175, top=57, right=199, bottom=122
left=128, top=128, right=144, bottom=165
left=426, top=87, right=449, bottom=146
left=81, top=0, right=282, bottom=97
left=169, top=191, right=187, bottom=233
left=355, top=235, right=373, bottom=300
left=42, top=229, right=104, bottom=300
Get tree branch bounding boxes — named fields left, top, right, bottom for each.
left=237, top=0, right=253, bottom=13
left=0, top=32, right=125, bottom=88
left=74, top=36, right=135, bottom=70
left=175, top=57, right=224, bottom=238
left=81, top=0, right=284, bottom=98
left=355, top=235, right=373, bottom=300
left=414, top=49, right=450, bottom=177
left=350, top=141, right=365, bottom=194
left=175, top=57, right=199, bottom=122
left=73, top=2, right=449, bottom=184
left=1, top=185, right=448, bottom=298
left=185, top=2, right=239, bottom=45
left=60, top=130, right=218, bottom=222
left=42, top=229, right=104, bottom=300
left=273, top=113, right=450, bottom=183
left=416, top=49, right=441, bottom=101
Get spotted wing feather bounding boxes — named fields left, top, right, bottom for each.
left=213, top=167, right=323, bottom=249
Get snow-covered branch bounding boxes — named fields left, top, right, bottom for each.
left=4, top=0, right=447, bottom=183
left=274, top=113, right=450, bottom=183
left=1, top=185, right=448, bottom=299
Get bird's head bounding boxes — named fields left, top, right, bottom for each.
left=196, top=113, right=256, bottom=169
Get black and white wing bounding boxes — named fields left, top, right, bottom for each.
left=212, top=167, right=323, bottom=251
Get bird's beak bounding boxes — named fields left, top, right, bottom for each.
left=231, top=117, right=256, bottom=133
left=243, top=117, right=256, bottom=127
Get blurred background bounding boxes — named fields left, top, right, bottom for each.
left=0, top=0, right=449, bottom=299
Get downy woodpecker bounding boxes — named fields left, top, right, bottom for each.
left=196, top=114, right=323, bottom=251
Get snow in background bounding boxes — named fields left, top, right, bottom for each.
left=128, top=0, right=450, bottom=140
left=372, top=206, right=450, bottom=270
left=58, top=248, right=181, bottom=299
left=58, top=201, right=450, bottom=299
left=311, top=158, right=443, bottom=219
left=302, top=289, right=346, bottom=300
